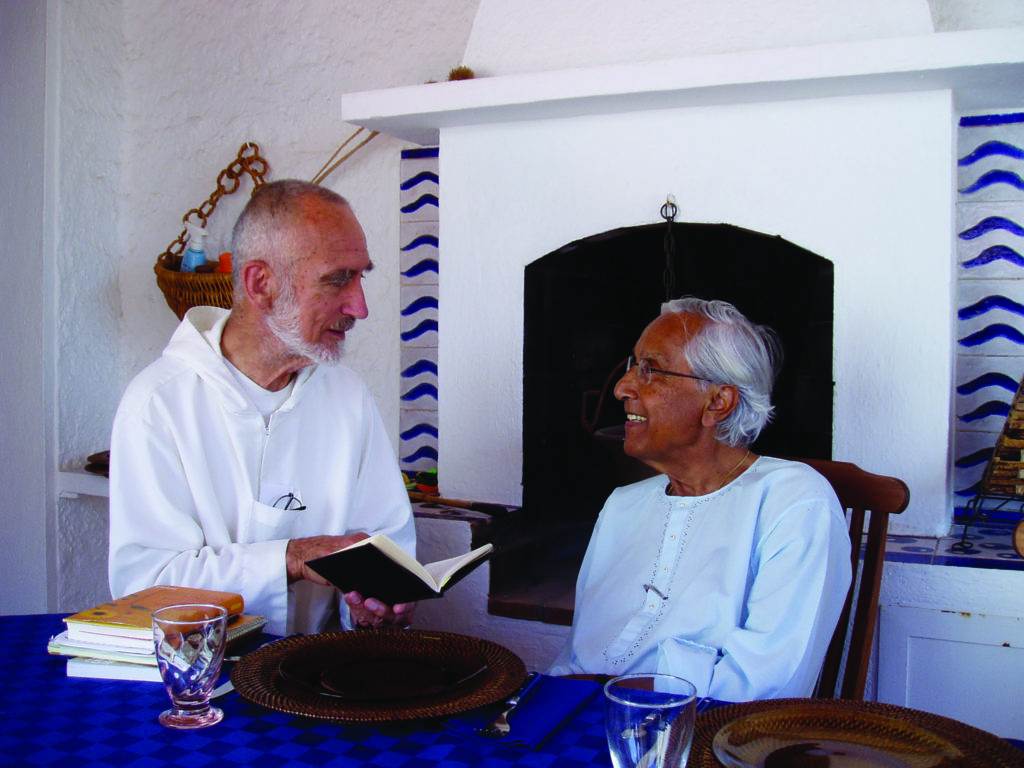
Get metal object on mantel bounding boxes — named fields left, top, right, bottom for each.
left=953, top=374, right=1024, bottom=552
left=408, top=492, right=512, bottom=517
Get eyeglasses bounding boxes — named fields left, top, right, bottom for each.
left=625, top=355, right=711, bottom=385
left=273, top=492, right=306, bottom=511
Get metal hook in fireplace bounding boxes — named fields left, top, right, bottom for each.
left=661, top=194, right=679, bottom=302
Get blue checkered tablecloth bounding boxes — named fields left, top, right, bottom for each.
left=0, top=613, right=612, bottom=767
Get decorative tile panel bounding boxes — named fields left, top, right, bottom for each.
left=953, top=112, right=1024, bottom=520
left=400, top=221, right=440, bottom=287
left=398, top=147, right=439, bottom=477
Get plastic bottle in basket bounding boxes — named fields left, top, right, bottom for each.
left=180, top=221, right=209, bottom=272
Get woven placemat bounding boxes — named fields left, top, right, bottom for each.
left=231, top=629, right=525, bottom=723
left=691, top=698, right=1023, bottom=767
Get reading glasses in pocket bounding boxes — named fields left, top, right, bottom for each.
left=272, top=492, right=306, bottom=511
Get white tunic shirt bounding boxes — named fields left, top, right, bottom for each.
left=108, top=307, right=416, bottom=636
left=549, top=456, right=851, bottom=701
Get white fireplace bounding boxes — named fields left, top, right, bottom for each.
left=343, top=27, right=1024, bottom=537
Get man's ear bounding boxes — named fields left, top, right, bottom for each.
left=241, top=260, right=275, bottom=311
left=701, top=384, right=739, bottom=428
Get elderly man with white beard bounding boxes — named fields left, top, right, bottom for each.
left=108, top=180, right=416, bottom=635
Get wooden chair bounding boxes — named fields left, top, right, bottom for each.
left=798, top=457, right=910, bottom=700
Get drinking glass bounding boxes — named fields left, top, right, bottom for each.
left=605, top=674, right=698, bottom=768
left=152, top=603, right=228, bottom=729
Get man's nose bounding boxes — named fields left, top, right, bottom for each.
left=345, top=280, right=369, bottom=319
left=613, top=371, right=636, bottom=401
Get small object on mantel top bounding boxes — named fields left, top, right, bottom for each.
left=84, top=450, right=110, bottom=478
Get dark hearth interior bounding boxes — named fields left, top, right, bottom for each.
left=488, top=222, right=834, bottom=623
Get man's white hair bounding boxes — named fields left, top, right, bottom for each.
left=662, top=297, right=782, bottom=447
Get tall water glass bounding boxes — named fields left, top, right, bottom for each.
left=152, top=603, right=228, bottom=729
left=605, top=674, right=698, bottom=768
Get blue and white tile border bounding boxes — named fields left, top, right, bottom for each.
left=954, top=111, right=1024, bottom=519
left=398, top=147, right=440, bottom=475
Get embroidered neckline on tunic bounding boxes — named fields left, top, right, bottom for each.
left=664, top=456, right=761, bottom=506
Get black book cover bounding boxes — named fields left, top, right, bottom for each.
left=305, top=542, right=491, bottom=605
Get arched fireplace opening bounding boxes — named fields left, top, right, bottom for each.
left=488, top=221, right=834, bottom=622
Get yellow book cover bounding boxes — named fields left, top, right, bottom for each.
left=65, top=585, right=245, bottom=642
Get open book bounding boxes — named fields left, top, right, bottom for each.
left=305, top=534, right=493, bottom=605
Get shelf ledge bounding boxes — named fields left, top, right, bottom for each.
left=58, top=470, right=109, bottom=498
left=340, top=28, right=1024, bottom=145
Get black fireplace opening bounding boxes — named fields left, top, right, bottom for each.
left=487, top=222, right=834, bottom=624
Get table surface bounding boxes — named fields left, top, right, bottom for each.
left=6, top=613, right=1021, bottom=767
left=3, top=613, right=613, bottom=768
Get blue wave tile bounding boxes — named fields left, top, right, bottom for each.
left=401, top=445, right=439, bottom=463
left=400, top=171, right=440, bottom=191
left=958, top=323, right=1024, bottom=348
left=959, top=169, right=1024, bottom=195
left=399, top=428, right=439, bottom=462
left=959, top=216, right=1024, bottom=240
left=957, top=400, right=1010, bottom=422
left=401, top=319, right=439, bottom=342
left=401, top=296, right=439, bottom=316
left=401, top=194, right=440, bottom=214
left=399, top=407, right=437, bottom=436
left=400, top=147, right=440, bottom=159
left=401, top=234, right=439, bottom=251
left=400, top=221, right=439, bottom=284
left=402, top=259, right=440, bottom=278
left=958, top=140, right=1024, bottom=165
left=400, top=155, right=439, bottom=223
left=400, top=382, right=439, bottom=402
left=962, top=245, right=1024, bottom=269
left=401, top=359, right=439, bottom=378
left=960, top=113, right=1024, bottom=127
left=399, top=423, right=439, bottom=440
left=956, top=371, right=1020, bottom=394
left=954, top=447, right=994, bottom=468
left=954, top=480, right=981, bottom=497
left=958, top=295, right=1024, bottom=320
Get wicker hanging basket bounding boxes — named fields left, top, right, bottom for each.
left=154, top=257, right=235, bottom=319
left=154, top=142, right=269, bottom=319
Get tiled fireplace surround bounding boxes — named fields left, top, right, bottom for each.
left=343, top=31, right=1024, bottom=630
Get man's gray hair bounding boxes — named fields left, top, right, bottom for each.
left=230, top=180, right=350, bottom=300
left=662, top=297, right=782, bottom=447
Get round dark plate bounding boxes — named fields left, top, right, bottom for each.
left=279, top=652, right=488, bottom=702
left=231, top=629, right=525, bottom=723
left=691, top=699, right=1023, bottom=768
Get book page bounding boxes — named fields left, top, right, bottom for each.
left=423, top=544, right=493, bottom=588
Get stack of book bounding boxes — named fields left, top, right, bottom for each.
left=47, top=585, right=267, bottom=682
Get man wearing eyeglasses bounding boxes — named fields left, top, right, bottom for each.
left=108, top=180, right=416, bottom=636
left=549, top=297, right=851, bottom=701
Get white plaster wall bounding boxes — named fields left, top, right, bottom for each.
left=439, top=91, right=956, bottom=536
left=0, top=0, right=50, bottom=614
left=464, top=0, right=935, bottom=75
left=929, top=0, right=1024, bottom=31
left=58, top=0, right=125, bottom=469
left=49, top=0, right=479, bottom=611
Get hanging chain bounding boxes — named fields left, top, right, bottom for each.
left=660, top=195, right=679, bottom=302
left=158, top=142, right=270, bottom=265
